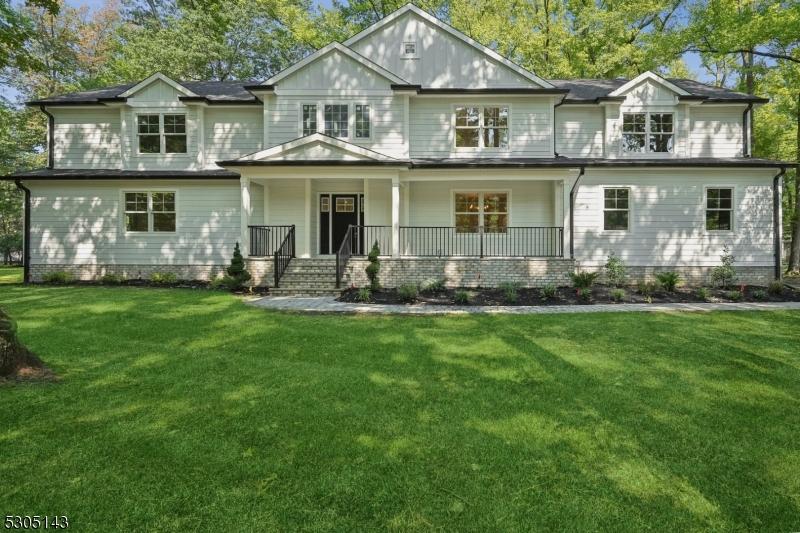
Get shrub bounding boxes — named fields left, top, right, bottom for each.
left=725, top=290, right=742, bottom=302
left=421, top=278, right=446, bottom=294
left=208, top=276, right=226, bottom=289
left=540, top=283, right=557, bottom=299
left=767, top=280, right=783, bottom=296
left=397, top=283, right=418, bottom=303
left=454, top=289, right=472, bottom=305
left=570, top=271, right=599, bottom=289
left=499, top=282, right=520, bottom=304
left=695, top=287, right=710, bottom=301
left=576, top=287, right=592, bottom=302
left=150, top=272, right=177, bottom=285
left=752, top=289, right=767, bottom=301
left=604, top=252, right=627, bottom=287
left=636, top=281, right=657, bottom=297
left=711, top=245, right=737, bottom=288
left=100, top=273, right=125, bottom=285
left=355, top=287, right=372, bottom=302
left=655, top=271, right=680, bottom=292
left=225, top=242, right=252, bottom=290
left=610, top=288, right=625, bottom=302
left=365, top=241, right=381, bottom=290
left=42, top=271, right=73, bottom=284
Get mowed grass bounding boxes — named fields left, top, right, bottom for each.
left=1, top=285, right=799, bottom=531
left=0, top=265, right=23, bottom=284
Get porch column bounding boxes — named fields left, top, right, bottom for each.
left=304, top=178, right=312, bottom=257
left=240, top=176, right=252, bottom=256
left=391, top=177, right=400, bottom=257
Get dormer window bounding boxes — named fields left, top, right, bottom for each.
left=402, top=41, right=418, bottom=59
left=137, top=113, right=187, bottom=154
left=622, top=113, right=673, bottom=153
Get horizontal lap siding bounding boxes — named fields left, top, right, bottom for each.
left=29, top=180, right=239, bottom=265
left=52, top=109, right=121, bottom=169
left=690, top=107, right=744, bottom=157
left=556, top=107, right=604, bottom=157
left=573, top=170, right=774, bottom=267
left=409, top=97, right=552, bottom=158
left=205, top=108, right=263, bottom=164
left=266, top=179, right=307, bottom=254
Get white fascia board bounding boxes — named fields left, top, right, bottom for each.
left=236, top=133, right=399, bottom=162
left=119, top=72, right=198, bottom=98
left=608, top=71, right=690, bottom=97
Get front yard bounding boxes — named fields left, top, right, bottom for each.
left=1, top=282, right=799, bottom=530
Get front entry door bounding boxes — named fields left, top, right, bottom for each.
left=319, top=194, right=360, bottom=255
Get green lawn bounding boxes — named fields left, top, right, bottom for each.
left=1, top=285, right=799, bottom=531
left=0, top=265, right=23, bottom=284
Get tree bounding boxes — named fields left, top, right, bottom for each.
left=0, top=0, right=60, bottom=74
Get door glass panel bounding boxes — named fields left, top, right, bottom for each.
left=335, top=197, right=354, bottom=212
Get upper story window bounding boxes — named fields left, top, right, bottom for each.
left=706, top=187, right=733, bottom=231
left=454, top=192, right=508, bottom=233
left=354, top=104, right=370, bottom=139
left=603, top=188, right=630, bottom=231
left=622, top=112, right=673, bottom=153
left=455, top=106, right=509, bottom=149
left=124, top=191, right=176, bottom=232
left=137, top=114, right=187, bottom=154
left=302, top=104, right=317, bottom=136
left=324, top=104, right=348, bottom=138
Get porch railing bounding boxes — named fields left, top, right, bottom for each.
left=335, top=224, right=354, bottom=288
left=273, top=225, right=295, bottom=288
left=248, top=225, right=295, bottom=257
left=399, top=226, right=563, bottom=258
left=349, top=225, right=392, bottom=256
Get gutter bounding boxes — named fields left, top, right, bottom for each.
left=553, top=96, right=567, bottom=157
left=39, top=106, right=55, bottom=169
left=569, top=166, right=586, bottom=259
left=743, top=103, right=753, bottom=157
left=14, top=180, right=31, bottom=284
left=773, top=167, right=786, bottom=279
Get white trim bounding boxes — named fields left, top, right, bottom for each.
left=608, top=71, right=690, bottom=97
left=134, top=112, right=189, bottom=156
left=120, top=189, right=178, bottom=235
left=264, top=42, right=409, bottom=86
left=450, top=189, right=512, bottom=231
left=235, top=133, right=399, bottom=162
left=119, top=73, right=198, bottom=98
left=451, top=104, right=511, bottom=152
left=600, top=186, right=632, bottom=233
left=618, top=111, right=676, bottom=158
left=343, top=4, right=553, bottom=89
left=703, top=185, right=736, bottom=234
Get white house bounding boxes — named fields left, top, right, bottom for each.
left=8, top=3, right=789, bottom=294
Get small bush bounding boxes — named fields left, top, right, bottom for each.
left=365, top=242, right=381, bottom=290
left=100, top=273, right=125, bottom=285
left=225, top=242, right=252, bottom=290
left=150, top=272, right=177, bottom=285
left=540, top=283, right=557, bottom=299
left=725, top=290, right=743, bottom=302
left=604, top=252, right=627, bottom=287
left=610, top=288, right=625, bottom=302
left=636, top=281, right=657, bottom=297
left=767, top=280, right=783, bottom=296
left=42, top=271, right=73, bottom=284
left=355, top=287, right=372, bottom=302
left=695, top=287, right=710, bottom=301
left=397, top=283, right=418, bottom=303
left=208, top=276, right=226, bottom=289
left=421, top=278, right=446, bottom=294
left=454, top=289, right=472, bottom=305
left=752, top=289, right=767, bottom=301
left=570, top=271, right=599, bottom=289
left=497, top=282, right=519, bottom=304
left=655, top=271, right=680, bottom=292
left=711, top=245, right=737, bottom=288
left=576, top=287, right=592, bottom=302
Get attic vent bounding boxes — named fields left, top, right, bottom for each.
left=402, top=41, right=418, bottom=59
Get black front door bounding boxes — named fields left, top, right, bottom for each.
left=321, top=194, right=359, bottom=254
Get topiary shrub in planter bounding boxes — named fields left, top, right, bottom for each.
left=604, top=252, right=627, bottom=287
left=570, top=271, right=599, bottom=289
left=655, top=271, right=680, bottom=292
left=711, top=245, right=737, bottom=288
left=397, top=283, right=418, bottom=303
left=224, top=242, right=252, bottom=290
left=365, top=241, right=381, bottom=290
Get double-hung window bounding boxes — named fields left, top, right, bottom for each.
left=324, top=104, right=348, bottom=138
left=124, top=191, right=176, bottom=232
left=603, top=188, right=630, bottom=231
left=302, top=104, right=317, bottom=136
left=454, top=192, right=508, bottom=233
left=354, top=104, right=370, bottom=139
left=622, top=113, right=673, bottom=153
left=137, top=114, right=187, bottom=154
left=706, top=188, right=733, bottom=231
left=455, top=106, right=509, bottom=149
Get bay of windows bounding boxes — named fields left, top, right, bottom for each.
left=455, top=106, right=509, bottom=149
left=125, top=191, right=176, bottom=232
left=137, top=114, right=186, bottom=154
left=622, top=112, right=673, bottom=153
left=454, top=192, right=508, bottom=233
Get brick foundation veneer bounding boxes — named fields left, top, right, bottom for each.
left=244, top=259, right=274, bottom=287
left=29, top=264, right=228, bottom=282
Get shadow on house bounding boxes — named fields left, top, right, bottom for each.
left=0, top=309, right=57, bottom=383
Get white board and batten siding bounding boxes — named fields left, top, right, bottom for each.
left=573, top=169, right=775, bottom=268
left=28, top=180, right=240, bottom=266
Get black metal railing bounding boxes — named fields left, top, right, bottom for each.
left=248, top=225, right=295, bottom=257
left=399, top=226, right=563, bottom=258
left=273, top=225, right=295, bottom=288
left=335, top=224, right=354, bottom=288
left=349, top=225, right=392, bottom=256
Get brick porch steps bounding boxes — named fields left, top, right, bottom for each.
left=269, top=258, right=342, bottom=297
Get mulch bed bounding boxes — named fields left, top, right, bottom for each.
left=339, top=284, right=800, bottom=306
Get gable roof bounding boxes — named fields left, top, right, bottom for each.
left=608, top=71, right=690, bottom=98
left=263, top=42, right=409, bottom=86
left=222, top=133, right=404, bottom=165
left=343, top=3, right=554, bottom=89
left=548, top=78, right=768, bottom=104
left=118, top=73, right=199, bottom=98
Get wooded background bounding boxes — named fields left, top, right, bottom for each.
left=1, top=0, right=798, bottom=270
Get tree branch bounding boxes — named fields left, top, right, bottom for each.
left=684, top=47, right=800, bottom=64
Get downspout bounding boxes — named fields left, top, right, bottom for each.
left=39, top=105, right=55, bottom=169
left=553, top=96, right=566, bottom=158
left=742, top=103, right=753, bottom=157
left=14, top=180, right=31, bottom=284
left=773, top=167, right=786, bottom=280
left=569, top=166, right=586, bottom=259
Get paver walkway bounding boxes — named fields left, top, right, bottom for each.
left=247, top=296, right=800, bottom=315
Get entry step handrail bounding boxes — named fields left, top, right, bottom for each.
left=248, top=225, right=295, bottom=257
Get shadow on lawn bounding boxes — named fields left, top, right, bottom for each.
left=0, top=285, right=798, bottom=530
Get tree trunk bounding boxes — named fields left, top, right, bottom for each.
left=788, top=92, right=800, bottom=272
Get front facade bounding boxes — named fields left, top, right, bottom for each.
left=11, top=4, right=788, bottom=290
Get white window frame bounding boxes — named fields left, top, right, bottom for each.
left=704, top=186, right=735, bottom=233
left=451, top=190, right=511, bottom=234
left=620, top=110, right=675, bottom=156
left=353, top=103, right=372, bottom=140
left=601, top=187, right=632, bottom=232
left=323, top=103, right=350, bottom=139
left=452, top=105, right=511, bottom=151
left=122, top=190, right=178, bottom=234
left=135, top=113, right=188, bottom=155
left=300, top=103, right=318, bottom=136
